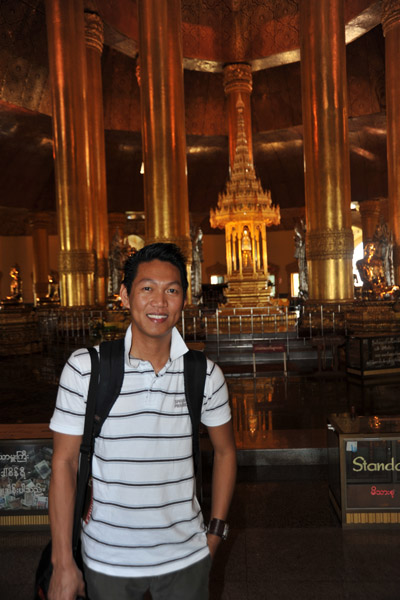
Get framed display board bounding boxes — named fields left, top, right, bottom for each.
left=0, top=425, right=52, bottom=528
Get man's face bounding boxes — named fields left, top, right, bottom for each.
left=120, top=259, right=186, bottom=342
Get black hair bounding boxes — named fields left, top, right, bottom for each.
left=122, top=242, right=188, bottom=296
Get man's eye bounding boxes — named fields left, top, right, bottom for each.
left=143, top=286, right=152, bottom=291
left=167, top=288, right=178, bottom=294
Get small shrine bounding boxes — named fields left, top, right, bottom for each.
left=210, top=97, right=280, bottom=306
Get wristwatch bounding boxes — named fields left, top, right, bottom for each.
left=207, top=518, right=229, bottom=540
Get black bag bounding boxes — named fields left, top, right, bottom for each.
left=33, top=347, right=100, bottom=600
left=34, top=540, right=85, bottom=600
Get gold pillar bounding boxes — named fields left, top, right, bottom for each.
left=382, top=1, right=400, bottom=284
left=359, top=199, right=382, bottom=245
left=223, top=64, right=253, bottom=168
left=84, top=8, right=109, bottom=305
left=261, top=225, right=268, bottom=277
left=300, top=0, right=354, bottom=302
left=45, top=0, right=95, bottom=306
left=31, top=212, right=51, bottom=303
left=136, top=0, right=191, bottom=264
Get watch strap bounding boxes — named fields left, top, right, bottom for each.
left=207, top=518, right=229, bottom=539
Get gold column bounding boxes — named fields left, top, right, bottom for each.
left=300, top=0, right=354, bottom=302
left=84, top=8, right=109, bottom=305
left=251, top=230, right=256, bottom=275
left=223, top=64, right=253, bottom=168
left=136, top=0, right=191, bottom=264
left=262, top=225, right=268, bottom=277
left=45, top=0, right=95, bottom=306
left=382, top=1, right=400, bottom=284
left=238, top=234, right=243, bottom=276
left=226, top=232, right=232, bottom=277
left=232, top=229, right=238, bottom=272
left=31, top=212, right=51, bottom=303
left=359, top=199, right=382, bottom=245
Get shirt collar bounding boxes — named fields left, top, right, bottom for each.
left=124, top=324, right=189, bottom=368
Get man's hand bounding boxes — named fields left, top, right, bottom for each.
left=48, top=560, right=86, bottom=600
left=207, top=532, right=222, bottom=560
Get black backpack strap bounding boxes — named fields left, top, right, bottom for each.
left=93, top=337, right=125, bottom=437
left=72, top=346, right=99, bottom=553
left=183, top=349, right=207, bottom=475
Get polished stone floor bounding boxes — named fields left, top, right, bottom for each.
left=2, top=474, right=400, bottom=600
left=2, top=345, right=400, bottom=599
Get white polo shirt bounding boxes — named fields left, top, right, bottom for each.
left=50, top=326, right=231, bottom=577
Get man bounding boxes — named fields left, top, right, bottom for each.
left=48, top=243, right=236, bottom=600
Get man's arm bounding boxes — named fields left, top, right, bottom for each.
left=206, top=420, right=237, bottom=558
left=48, top=432, right=86, bottom=600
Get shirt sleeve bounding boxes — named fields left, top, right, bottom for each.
left=200, top=358, right=231, bottom=427
left=49, top=348, right=93, bottom=436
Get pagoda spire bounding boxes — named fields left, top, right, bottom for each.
left=210, top=96, right=280, bottom=306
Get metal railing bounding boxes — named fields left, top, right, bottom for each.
left=35, top=304, right=346, bottom=355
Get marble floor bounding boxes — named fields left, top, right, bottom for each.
left=2, top=474, right=400, bottom=600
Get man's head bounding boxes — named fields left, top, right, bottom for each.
left=122, top=242, right=188, bottom=298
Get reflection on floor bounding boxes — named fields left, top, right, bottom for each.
left=227, top=375, right=348, bottom=451
left=2, top=351, right=400, bottom=451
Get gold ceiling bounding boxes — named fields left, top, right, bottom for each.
left=0, top=0, right=388, bottom=235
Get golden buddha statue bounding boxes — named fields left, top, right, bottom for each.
left=356, top=242, right=399, bottom=299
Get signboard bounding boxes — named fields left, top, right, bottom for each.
left=345, top=439, right=400, bottom=510
left=0, top=440, right=53, bottom=517
left=347, top=483, right=400, bottom=509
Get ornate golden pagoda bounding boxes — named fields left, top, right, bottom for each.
left=210, top=97, right=280, bottom=306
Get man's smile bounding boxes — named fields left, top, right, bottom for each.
left=147, top=313, right=168, bottom=321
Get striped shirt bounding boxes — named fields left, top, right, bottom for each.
left=50, top=326, right=231, bottom=577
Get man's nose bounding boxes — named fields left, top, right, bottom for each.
left=151, top=288, right=167, bottom=305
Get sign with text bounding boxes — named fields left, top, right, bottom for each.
left=0, top=440, right=53, bottom=515
left=347, top=483, right=400, bottom=509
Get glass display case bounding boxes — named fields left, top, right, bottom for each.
left=346, top=335, right=400, bottom=377
left=328, top=414, right=400, bottom=526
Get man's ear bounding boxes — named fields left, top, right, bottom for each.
left=120, top=284, right=130, bottom=309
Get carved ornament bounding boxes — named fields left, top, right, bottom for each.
left=359, top=199, right=382, bottom=219
left=382, top=0, right=400, bottom=36
left=29, top=211, right=54, bottom=231
left=59, top=250, right=96, bottom=273
left=223, top=63, right=252, bottom=95
left=306, top=229, right=354, bottom=261
left=84, top=11, right=104, bottom=54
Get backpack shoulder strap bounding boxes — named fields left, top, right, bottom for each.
left=93, top=337, right=125, bottom=437
left=183, top=349, right=207, bottom=475
left=73, top=346, right=99, bottom=552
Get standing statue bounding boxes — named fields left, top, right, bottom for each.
left=47, top=270, right=60, bottom=302
left=108, top=228, right=132, bottom=297
left=7, top=264, right=23, bottom=301
left=294, top=219, right=308, bottom=299
left=191, top=226, right=204, bottom=304
left=241, top=227, right=252, bottom=268
left=373, top=222, right=394, bottom=286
